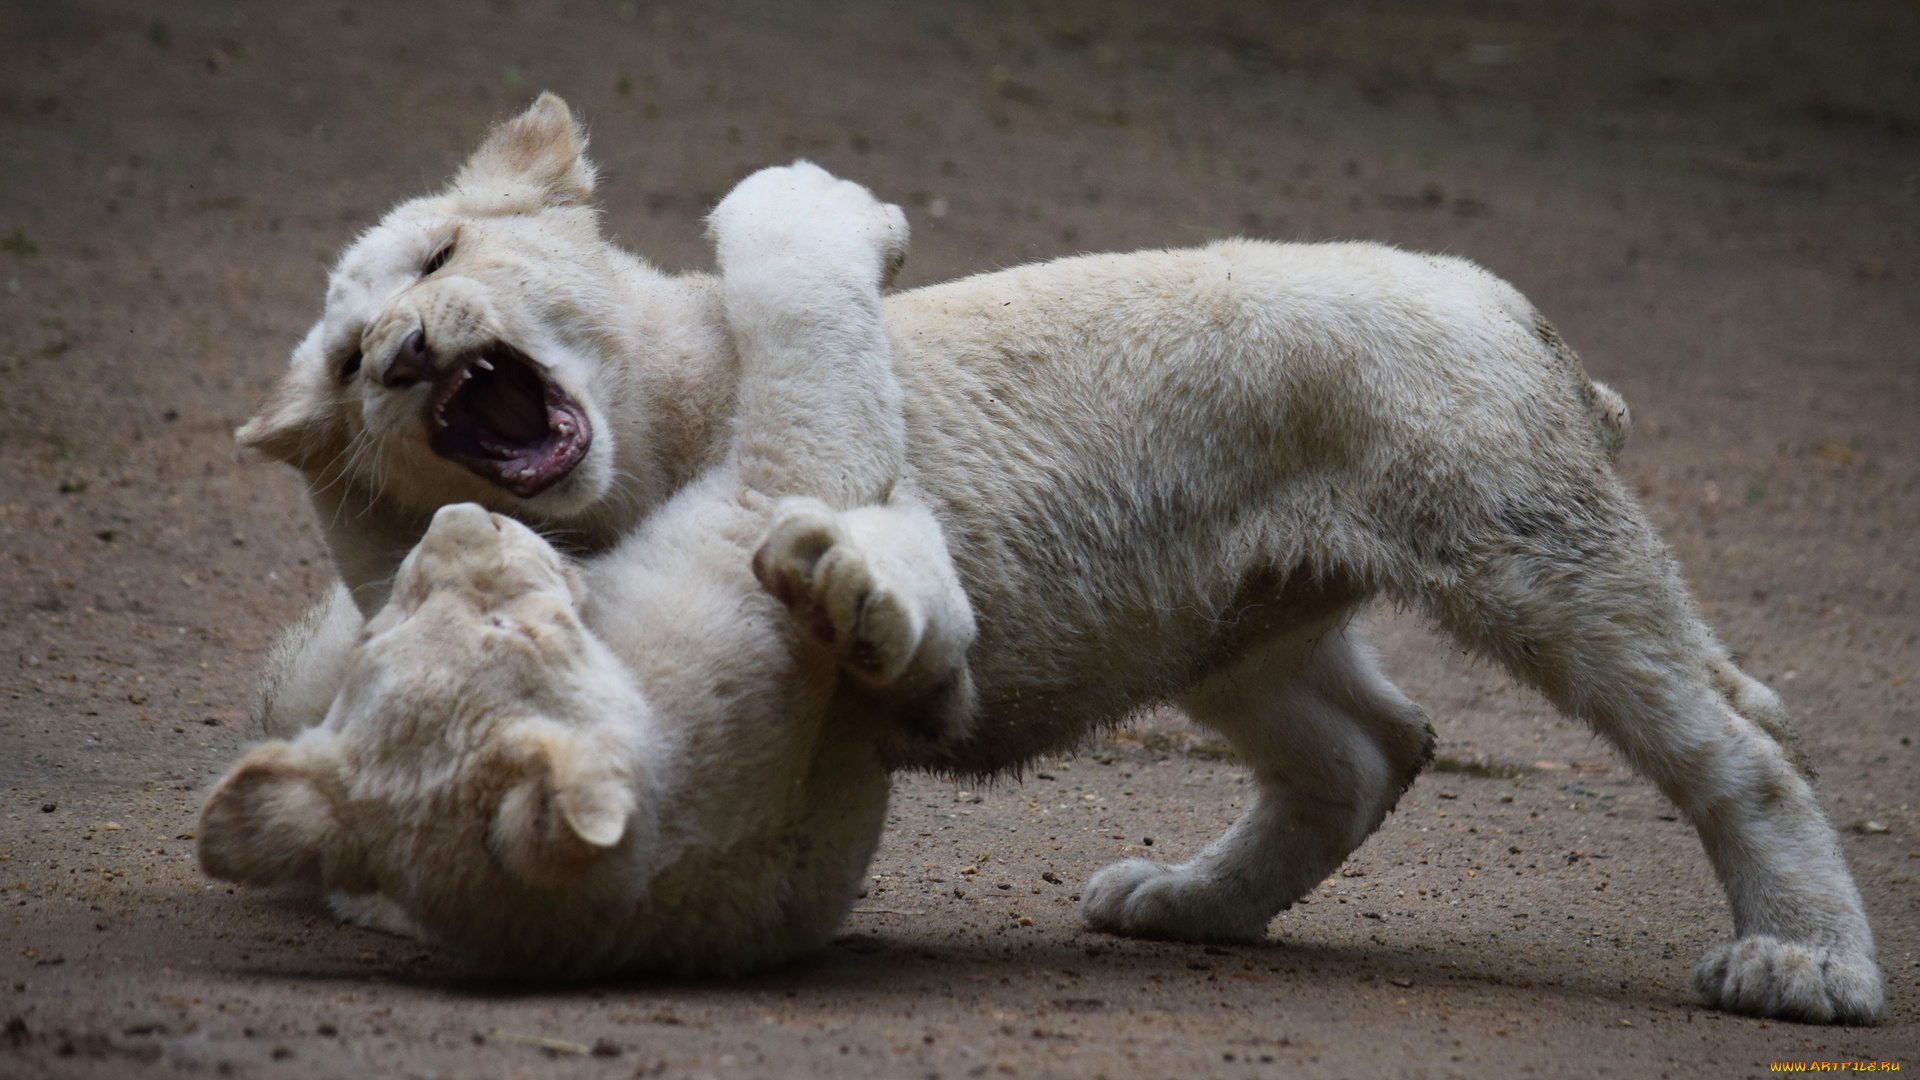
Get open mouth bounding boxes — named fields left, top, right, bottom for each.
left=425, top=342, right=591, bottom=499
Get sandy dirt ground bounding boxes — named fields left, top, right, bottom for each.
left=2, top=2, right=1918, bottom=1076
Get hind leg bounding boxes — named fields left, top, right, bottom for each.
left=1428, top=495, right=1881, bottom=1024
left=1080, top=613, right=1433, bottom=942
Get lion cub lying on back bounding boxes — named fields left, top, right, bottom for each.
left=206, top=95, right=1880, bottom=1023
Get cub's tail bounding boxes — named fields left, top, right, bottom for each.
left=1585, top=380, right=1632, bottom=461
left=1534, top=315, right=1631, bottom=461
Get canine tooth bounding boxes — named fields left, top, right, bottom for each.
left=480, top=441, right=514, bottom=458
left=475, top=358, right=494, bottom=372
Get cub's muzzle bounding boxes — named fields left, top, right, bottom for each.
left=407, top=333, right=591, bottom=498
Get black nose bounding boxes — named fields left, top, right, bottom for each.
left=383, top=329, right=433, bottom=388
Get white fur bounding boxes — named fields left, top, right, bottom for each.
left=211, top=96, right=1880, bottom=1022
left=711, top=161, right=911, bottom=508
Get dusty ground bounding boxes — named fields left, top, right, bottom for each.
left=2, top=1, right=1917, bottom=1076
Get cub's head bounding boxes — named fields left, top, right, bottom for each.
left=240, top=93, right=626, bottom=521
left=198, top=506, right=663, bottom=958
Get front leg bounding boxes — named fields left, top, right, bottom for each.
left=253, top=581, right=364, bottom=735
left=708, top=162, right=910, bottom=508
left=1081, top=617, right=1432, bottom=943
left=753, top=496, right=976, bottom=741
left=710, top=166, right=965, bottom=745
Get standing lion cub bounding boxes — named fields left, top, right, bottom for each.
left=204, top=94, right=1881, bottom=1024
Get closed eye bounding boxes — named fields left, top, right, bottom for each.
left=422, top=240, right=455, bottom=276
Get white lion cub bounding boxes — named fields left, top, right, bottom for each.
left=210, top=95, right=1880, bottom=1023
left=203, top=162, right=977, bottom=975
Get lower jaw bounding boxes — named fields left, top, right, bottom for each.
left=466, top=462, right=573, bottom=501
left=433, top=432, right=591, bottom=501
left=465, top=454, right=599, bottom=506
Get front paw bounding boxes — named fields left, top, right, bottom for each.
left=1079, top=859, right=1267, bottom=944
left=1692, top=935, right=1884, bottom=1024
left=708, top=162, right=908, bottom=287
left=327, top=892, right=424, bottom=940
left=753, top=498, right=924, bottom=687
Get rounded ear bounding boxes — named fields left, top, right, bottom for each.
left=198, top=737, right=366, bottom=892
left=236, top=360, right=345, bottom=470
left=488, top=723, right=633, bottom=886
left=454, top=92, right=597, bottom=209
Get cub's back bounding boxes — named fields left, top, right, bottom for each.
left=878, top=240, right=1602, bottom=760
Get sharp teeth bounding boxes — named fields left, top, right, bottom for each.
left=480, top=441, right=514, bottom=459
left=474, top=358, right=494, bottom=372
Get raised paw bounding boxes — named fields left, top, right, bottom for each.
left=753, top=498, right=927, bottom=688
left=708, top=162, right=908, bottom=289
left=1079, top=858, right=1268, bottom=944
left=1692, top=935, right=1885, bottom=1024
